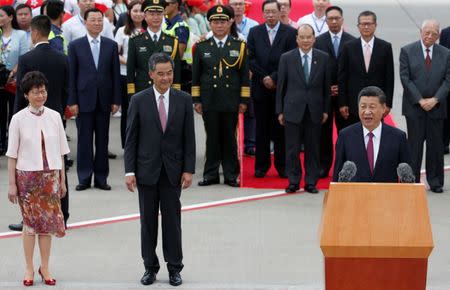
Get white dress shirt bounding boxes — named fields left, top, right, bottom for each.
left=420, top=40, right=434, bottom=59
left=213, top=35, right=228, bottom=47
left=147, top=29, right=162, bottom=42
left=297, top=12, right=328, bottom=36
left=361, top=36, right=375, bottom=53
left=86, top=33, right=101, bottom=51
left=265, top=21, right=280, bottom=43
left=125, top=86, right=170, bottom=176
left=363, top=122, right=382, bottom=167
left=299, top=49, right=313, bottom=75
left=154, top=86, right=170, bottom=117
left=329, top=30, right=343, bottom=43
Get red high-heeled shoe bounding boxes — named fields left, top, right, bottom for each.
left=23, top=279, right=34, bottom=286
left=23, top=270, right=34, bottom=286
left=38, top=267, right=56, bottom=286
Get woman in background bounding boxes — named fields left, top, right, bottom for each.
left=0, top=5, right=28, bottom=154
left=114, top=0, right=144, bottom=148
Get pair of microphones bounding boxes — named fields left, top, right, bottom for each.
left=338, top=161, right=415, bottom=183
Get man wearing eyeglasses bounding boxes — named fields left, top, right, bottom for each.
left=338, top=10, right=394, bottom=128
left=314, top=5, right=355, bottom=178
left=277, top=0, right=297, bottom=29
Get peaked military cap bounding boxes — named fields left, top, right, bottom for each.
left=142, top=0, right=166, bottom=12
left=207, top=5, right=232, bottom=21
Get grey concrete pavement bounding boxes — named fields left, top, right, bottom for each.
left=1, top=1, right=450, bottom=289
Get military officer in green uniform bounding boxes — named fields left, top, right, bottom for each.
left=192, top=5, right=250, bottom=187
left=127, top=0, right=181, bottom=96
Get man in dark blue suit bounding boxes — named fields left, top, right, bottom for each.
left=333, top=86, right=411, bottom=182
left=247, top=0, right=297, bottom=178
left=314, top=6, right=355, bottom=178
left=68, top=8, right=121, bottom=191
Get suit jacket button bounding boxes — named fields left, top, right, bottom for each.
left=213, top=75, right=217, bottom=79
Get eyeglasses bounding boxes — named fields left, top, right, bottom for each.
left=358, top=22, right=375, bottom=27
left=229, top=2, right=245, bottom=6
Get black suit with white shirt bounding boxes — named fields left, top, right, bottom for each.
left=276, top=48, right=331, bottom=186
left=124, top=86, right=195, bottom=274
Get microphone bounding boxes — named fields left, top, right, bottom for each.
left=338, top=161, right=357, bottom=182
left=397, top=163, right=415, bottom=183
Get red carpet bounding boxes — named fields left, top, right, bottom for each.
left=239, top=115, right=397, bottom=189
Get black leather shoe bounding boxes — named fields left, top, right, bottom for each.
left=108, top=151, right=117, bottom=159
left=224, top=179, right=239, bottom=187
left=305, top=184, right=319, bottom=194
left=244, top=147, right=256, bottom=156
left=430, top=187, right=443, bottom=193
left=444, top=146, right=449, bottom=155
left=140, top=270, right=156, bottom=285
left=169, top=272, right=182, bottom=286
left=254, top=170, right=266, bottom=178
left=8, top=222, right=23, bottom=232
left=285, top=184, right=299, bottom=193
left=198, top=178, right=220, bottom=186
left=94, top=183, right=112, bottom=190
left=66, top=158, right=74, bottom=168
left=319, top=169, right=329, bottom=178
left=75, top=184, right=90, bottom=191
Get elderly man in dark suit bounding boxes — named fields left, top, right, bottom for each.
left=333, top=86, right=411, bottom=183
left=338, top=10, right=394, bottom=127
left=400, top=19, right=450, bottom=193
left=439, top=25, right=450, bottom=155
left=8, top=15, right=70, bottom=232
left=314, top=5, right=355, bottom=178
left=276, top=24, right=331, bottom=194
left=124, top=53, right=195, bottom=287
left=68, top=8, right=121, bottom=191
left=247, top=0, right=297, bottom=178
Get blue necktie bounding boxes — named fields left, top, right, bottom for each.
left=332, top=35, right=339, bottom=58
left=92, top=38, right=99, bottom=69
left=303, top=54, right=309, bottom=83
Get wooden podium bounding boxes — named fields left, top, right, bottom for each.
left=319, top=183, right=434, bottom=290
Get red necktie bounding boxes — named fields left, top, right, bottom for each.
left=425, top=48, right=432, bottom=70
left=367, top=132, right=374, bottom=174
left=158, top=95, right=167, bottom=132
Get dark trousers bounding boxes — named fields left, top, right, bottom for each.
left=119, top=75, right=129, bottom=148
left=443, top=95, right=450, bottom=148
left=254, top=97, right=285, bottom=174
left=285, top=107, right=321, bottom=186
left=137, top=166, right=183, bottom=274
left=61, top=155, right=69, bottom=224
left=0, top=89, right=14, bottom=149
left=406, top=116, right=444, bottom=188
left=244, top=99, right=256, bottom=150
left=320, top=95, right=348, bottom=174
left=202, top=111, right=239, bottom=181
left=76, top=110, right=110, bottom=185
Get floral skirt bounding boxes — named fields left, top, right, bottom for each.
left=16, top=169, right=65, bottom=237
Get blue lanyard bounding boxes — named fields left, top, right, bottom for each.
left=311, top=14, right=325, bottom=34
left=238, top=17, right=247, bottom=34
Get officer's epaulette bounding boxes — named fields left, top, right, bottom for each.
left=230, top=35, right=245, bottom=43
left=130, top=30, right=144, bottom=39
left=195, top=37, right=209, bottom=44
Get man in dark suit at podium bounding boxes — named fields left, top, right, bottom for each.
left=333, top=86, right=411, bottom=183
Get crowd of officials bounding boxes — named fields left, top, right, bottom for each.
left=2, top=0, right=450, bottom=286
